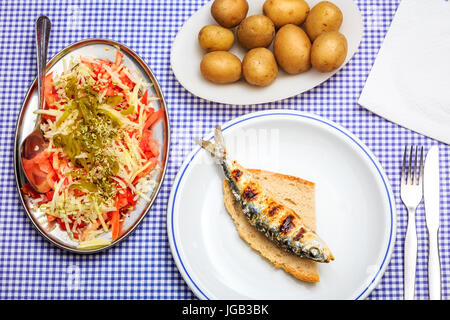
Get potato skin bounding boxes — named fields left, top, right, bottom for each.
left=211, top=0, right=249, bottom=28
left=198, top=25, right=235, bottom=52
left=305, top=1, right=343, bottom=41
left=311, top=31, right=347, bottom=72
left=200, top=51, right=242, bottom=84
left=236, top=15, right=275, bottom=50
left=273, top=24, right=311, bottom=74
left=263, top=0, right=310, bottom=29
left=242, top=48, right=278, bottom=87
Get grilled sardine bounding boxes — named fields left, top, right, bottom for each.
left=196, top=126, right=334, bottom=263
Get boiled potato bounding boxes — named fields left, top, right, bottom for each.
left=305, top=1, right=343, bottom=41
left=236, top=15, right=275, bottom=50
left=273, top=24, right=311, bottom=74
left=211, top=0, right=249, bottom=28
left=198, top=25, right=235, bottom=52
left=200, top=51, right=242, bottom=84
left=242, top=48, right=278, bottom=86
left=311, top=31, right=347, bottom=72
left=263, top=0, right=310, bottom=29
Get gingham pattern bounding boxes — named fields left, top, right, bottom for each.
left=0, top=0, right=448, bottom=300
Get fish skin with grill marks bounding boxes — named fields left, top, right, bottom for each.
left=196, top=126, right=334, bottom=263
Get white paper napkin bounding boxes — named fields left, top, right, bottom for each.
left=358, top=0, right=450, bottom=144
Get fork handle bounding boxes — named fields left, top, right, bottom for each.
left=404, top=206, right=418, bottom=300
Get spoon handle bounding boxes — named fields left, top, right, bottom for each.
left=35, top=16, right=51, bottom=111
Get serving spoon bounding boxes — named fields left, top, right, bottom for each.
left=20, top=16, right=52, bottom=193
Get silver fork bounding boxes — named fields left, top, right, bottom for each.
left=401, top=145, right=424, bottom=300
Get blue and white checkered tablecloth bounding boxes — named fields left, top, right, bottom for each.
left=0, top=0, right=449, bottom=300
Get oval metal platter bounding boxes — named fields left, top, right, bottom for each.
left=14, top=39, right=170, bottom=253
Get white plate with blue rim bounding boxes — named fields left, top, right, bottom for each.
left=167, top=110, right=396, bottom=300
left=170, top=0, right=363, bottom=105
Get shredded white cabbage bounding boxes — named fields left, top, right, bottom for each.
left=24, top=50, right=162, bottom=244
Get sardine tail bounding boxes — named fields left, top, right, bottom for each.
left=214, top=125, right=226, bottom=150
left=195, top=126, right=227, bottom=160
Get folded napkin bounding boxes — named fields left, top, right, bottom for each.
left=358, top=0, right=450, bottom=145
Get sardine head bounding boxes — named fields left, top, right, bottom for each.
left=303, top=240, right=334, bottom=263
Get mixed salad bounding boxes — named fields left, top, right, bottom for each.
left=21, top=50, right=163, bottom=248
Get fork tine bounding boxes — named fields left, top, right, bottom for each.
left=414, top=146, right=418, bottom=185
left=408, top=146, right=413, bottom=185
left=418, top=146, right=424, bottom=185
left=401, top=146, right=407, bottom=184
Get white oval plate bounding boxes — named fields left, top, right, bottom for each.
left=171, top=0, right=363, bottom=105
left=167, top=110, right=396, bottom=300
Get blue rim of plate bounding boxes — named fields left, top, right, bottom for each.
left=167, top=110, right=396, bottom=300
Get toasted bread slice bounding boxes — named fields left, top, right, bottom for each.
left=223, top=169, right=319, bottom=283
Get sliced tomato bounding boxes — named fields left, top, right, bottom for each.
left=104, top=86, right=120, bottom=97
left=102, top=212, right=111, bottom=222
left=118, top=69, right=134, bottom=89
left=133, top=158, right=158, bottom=183
left=78, top=220, right=87, bottom=229
left=104, top=211, right=114, bottom=222
left=140, top=90, right=148, bottom=105
left=139, top=129, right=151, bottom=152
left=111, top=196, right=120, bottom=240
left=72, top=189, right=85, bottom=197
left=42, top=114, right=57, bottom=122
left=147, top=139, right=160, bottom=158
left=37, top=155, right=53, bottom=173
left=81, top=58, right=102, bottom=76
left=46, top=190, right=55, bottom=201
left=80, top=219, right=101, bottom=242
left=143, top=108, right=163, bottom=131
left=44, top=73, right=59, bottom=108
left=140, top=129, right=160, bottom=158
left=116, top=188, right=136, bottom=211
left=56, top=216, right=86, bottom=234
left=22, top=161, right=51, bottom=193
left=126, top=188, right=136, bottom=205
left=117, top=192, right=128, bottom=209
left=35, top=190, right=55, bottom=206
left=22, top=151, right=56, bottom=193
left=127, top=129, right=138, bottom=138
left=21, top=183, right=41, bottom=199
left=115, top=51, right=124, bottom=67
left=56, top=218, right=66, bottom=231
